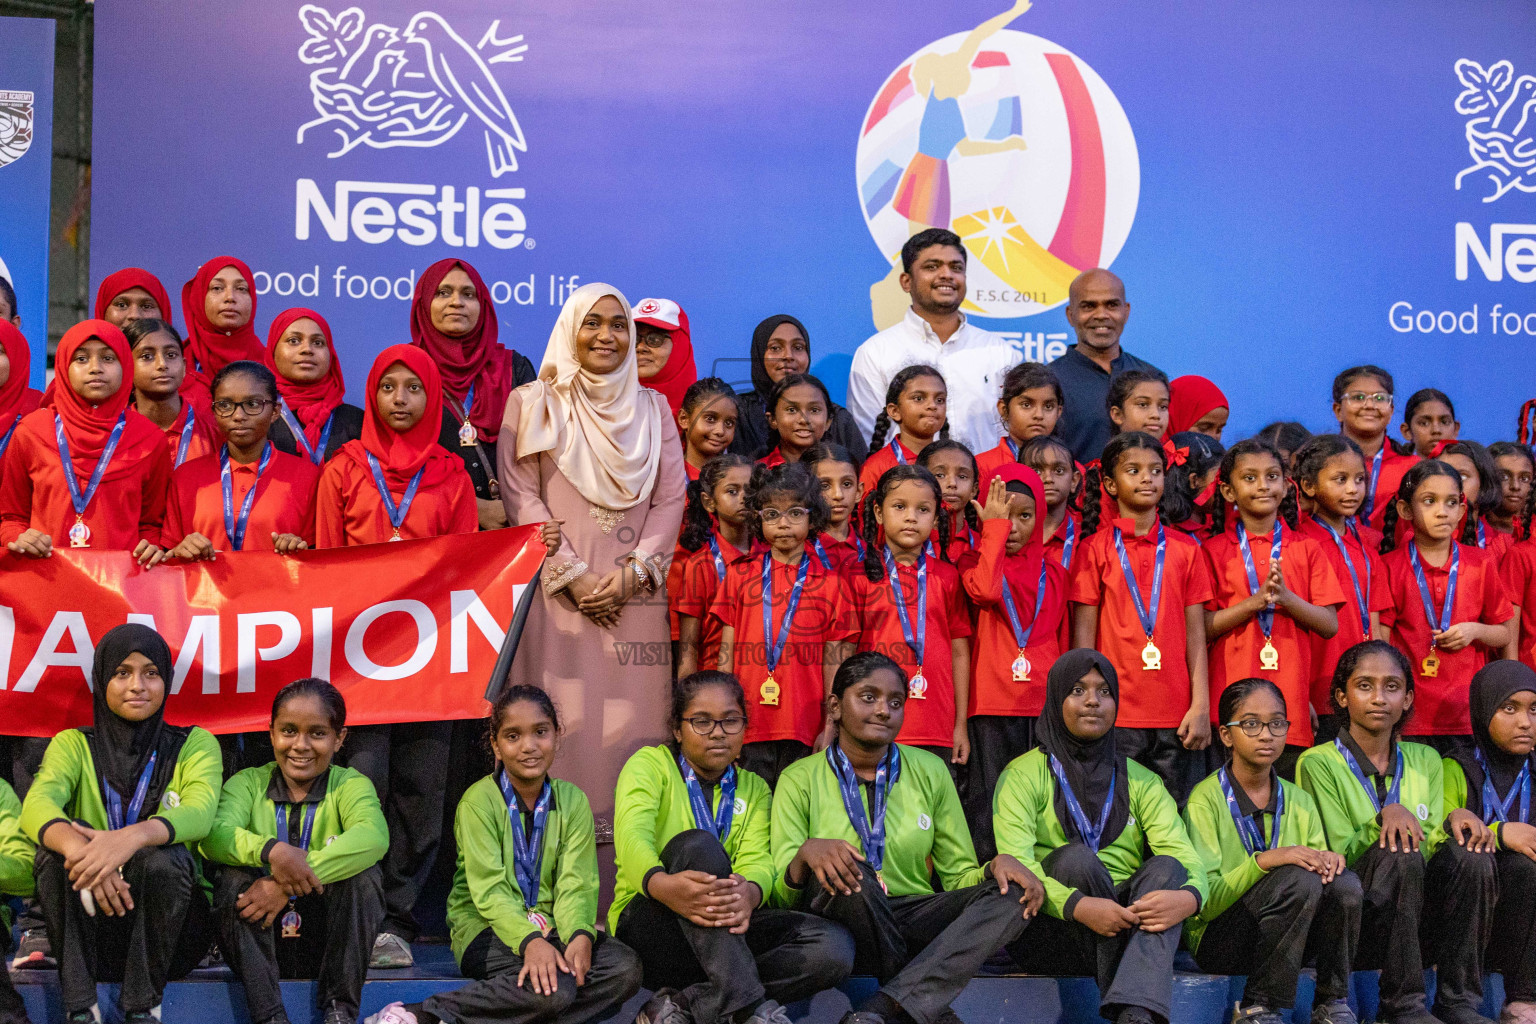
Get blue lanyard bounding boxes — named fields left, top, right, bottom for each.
left=366, top=453, right=424, bottom=536
left=1005, top=436, right=1019, bottom=458
left=1408, top=543, right=1459, bottom=637
left=1060, top=516, right=1076, bottom=571
left=708, top=533, right=727, bottom=581
left=1477, top=519, right=1487, bottom=549
left=828, top=744, right=900, bottom=870
left=1316, top=518, right=1372, bottom=641
left=497, top=770, right=552, bottom=908
left=55, top=412, right=128, bottom=516
left=274, top=800, right=318, bottom=852
left=463, top=381, right=475, bottom=419
left=279, top=400, right=335, bottom=466
left=1217, top=767, right=1283, bottom=854
left=761, top=553, right=809, bottom=676
left=812, top=537, right=833, bottom=570
left=1475, top=748, right=1531, bottom=825
left=1237, top=522, right=1283, bottom=638
left=1112, top=523, right=1165, bottom=642
left=1047, top=753, right=1116, bottom=852
left=1361, top=444, right=1385, bottom=519
left=883, top=547, right=927, bottom=664
left=889, top=438, right=908, bottom=465
left=220, top=443, right=273, bottom=551
left=679, top=754, right=736, bottom=843
left=999, top=559, right=1049, bottom=652
left=0, top=414, right=18, bottom=459
left=174, top=407, right=197, bottom=467
left=1335, top=737, right=1402, bottom=812
left=103, top=751, right=157, bottom=831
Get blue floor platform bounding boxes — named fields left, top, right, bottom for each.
left=8, top=944, right=1510, bottom=1024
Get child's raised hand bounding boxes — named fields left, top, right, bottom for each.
left=974, top=477, right=1012, bottom=522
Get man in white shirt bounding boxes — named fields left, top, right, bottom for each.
left=846, top=229, right=1019, bottom=453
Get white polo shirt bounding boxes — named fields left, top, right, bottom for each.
left=845, top=308, right=1019, bottom=454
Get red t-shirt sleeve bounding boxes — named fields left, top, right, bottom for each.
left=1201, top=543, right=1226, bottom=611
left=315, top=460, right=348, bottom=549
left=1067, top=535, right=1105, bottom=606
left=137, top=441, right=173, bottom=546
left=709, top=563, right=743, bottom=629
left=1379, top=553, right=1403, bottom=629
left=1367, top=547, right=1393, bottom=613
left=943, top=567, right=973, bottom=640
left=825, top=571, right=859, bottom=642
left=163, top=469, right=191, bottom=546
left=1301, top=538, right=1347, bottom=608
left=1479, top=555, right=1516, bottom=625
left=1182, top=539, right=1215, bottom=607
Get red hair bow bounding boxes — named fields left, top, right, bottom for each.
left=1163, top=440, right=1189, bottom=467
left=1429, top=439, right=1457, bottom=459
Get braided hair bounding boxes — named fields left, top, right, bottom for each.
left=746, top=461, right=831, bottom=545
left=679, top=453, right=754, bottom=552
left=1254, top=421, right=1314, bottom=469
left=1082, top=431, right=1189, bottom=535
left=1378, top=459, right=1463, bottom=555
left=917, top=438, right=982, bottom=536
left=680, top=376, right=738, bottom=420
left=1208, top=438, right=1298, bottom=535
left=1437, top=439, right=1500, bottom=545
left=869, top=364, right=947, bottom=456
left=763, top=372, right=832, bottom=456
left=860, top=464, right=952, bottom=581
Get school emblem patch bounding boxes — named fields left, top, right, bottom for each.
left=164, top=790, right=181, bottom=808
left=917, top=813, right=932, bottom=831
left=0, top=91, right=35, bottom=169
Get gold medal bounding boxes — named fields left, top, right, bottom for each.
left=1011, top=649, right=1031, bottom=682
left=760, top=674, right=780, bottom=706
left=389, top=528, right=402, bottom=541
left=68, top=515, right=90, bottom=548
left=280, top=906, right=301, bottom=939
left=1259, top=638, right=1280, bottom=672
left=1421, top=651, right=1440, bottom=678
left=1141, top=639, right=1162, bottom=671
left=458, top=419, right=478, bottom=447
left=908, top=672, right=928, bottom=699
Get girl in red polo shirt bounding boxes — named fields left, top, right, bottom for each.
left=1204, top=438, right=1346, bottom=776
left=711, top=463, right=855, bottom=787
left=1330, top=364, right=1418, bottom=532
left=1487, top=441, right=1533, bottom=539
left=975, top=361, right=1062, bottom=479
left=123, top=318, right=219, bottom=469
left=163, top=361, right=320, bottom=557
left=677, top=377, right=739, bottom=483
left=1068, top=431, right=1212, bottom=801
left=803, top=441, right=864, bottom=574
left=758, top=373, right=832, bottom=468
left=1379, top=460, right=1515, bottom=754
left=1019, top=435, right=1080, bottom=571
left=918, top=439, right=980, bottom=560
left=1293, top=434, right=1393, bottom=742
left=850, top=464, right=971, bottom=765
left=959, top=463, right=1067, bottom=859
left=859, top=365, right=946, bottom=496
left=675, top=452, right=755, bottom=677
left=1, top=320, right=169, bottom=564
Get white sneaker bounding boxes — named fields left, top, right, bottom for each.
left=369, top=932, right=415, bottom=969
left=364, top=1003, right=419, bottom=1024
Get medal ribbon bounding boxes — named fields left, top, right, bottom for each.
left=1477, top=519, right=1487, bottom=550
left=761, top=553, right=809, bottom=678
left=999, top=560, right=1050, bottom=653
left=679, top=754, right=736, bottom=843
left=883, top=547, right=927, bottom=665
left=103, top=751, right=158, bottom=831
left=174, top=407, right=197, bottom=468
left=1046, top=753, right=1117, bottom=852
left=1112, top=523, right=1165, bottom=644
left=274, top=800, right=318, bottom=853
left=1237, top=522, right=1283, bottom=638
left=55, top=413, right=128, bottom=518
left=708, top=533, right=727, bottom=581
left=828, top=744, right=900, bottom=870
left=1217, top=767, right=1284, bottom=854
left=1060, top=516, right=1076, bottom=571
left=1360, top=444, right=1384, bottom=519
left=1317, top=518, right=1372, bottom=640
left=279, top=400, right=335, bottom=466
left=889, top=438, right=908, bottom=465
left=497, top=769, right=552, bottom=908
left=0, top=414, right=19, bottom=459
left=366, top=453, right=424, bottom=536
left=1334, top=737, right=1402, bottom=812
left=220, top=443, right=273, bottom=551
left=1407, top=543, right=1459, bottom=639
left=1475, top=748, right=1531, bottom=825
left=812, top=537, right=833, bottom=570
left=1005, top=436, right=1019, bottom=458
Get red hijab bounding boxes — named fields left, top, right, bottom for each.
left=341, top=344, right=457, bottom=488
left=44, top=320, right=161, bottom=461
left=264, top=307, right=345, bottom=450
left=0, top=321, right=43, bottom=429
left=980, top=462, right=1066, bottom=626
left=633, top=299, right=698, bottom=418
left=409, top=258, right=515, bottom=442
left=180, top=256, right=264, bottom=377
left=94, top=268, right=174, bottom=326
left=1168, top=375, right=1229, bottom=435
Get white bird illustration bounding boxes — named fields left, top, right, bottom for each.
left=401, top=12, right=527, bottom=177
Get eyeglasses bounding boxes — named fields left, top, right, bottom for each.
left=684, top=715, right=747, bottom=736
left=1224, top=718, right=1291, bottom=738
left=758, top=507, right=809, bottom=523
left=212, top=398, right=273, bottom=417
left=1343, top=392, right=1393, bottom=407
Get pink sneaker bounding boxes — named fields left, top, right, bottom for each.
left=364, top=1004, right=419, bottom=1024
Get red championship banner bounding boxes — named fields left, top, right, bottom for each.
left=0, top=526, right=546, bottom=735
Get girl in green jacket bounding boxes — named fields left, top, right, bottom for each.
left=1441, top=661, right=1536, bottom=1024
left=21, top=624, right=221, bottom=1024
left=1296, top=640, right=1496, bottom=1024
left=772, top=652, right=1041, bottom=1024
left=992, top=648, right=1206, bottom=1024
left=1183, top=678, right=1359, bottom=1024
left=371, top=685, right=641, bottom=1024
left=202, top=678, right=388, bottom=1024
left=615, top=671, right=853, bottom=1024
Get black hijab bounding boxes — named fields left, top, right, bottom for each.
left=84, top=624, right=190, bottom=813
left=1455, top=660, right=1536, bottom=818
left=1038, top=648, right=1132, bottom=849
left=749, top=314, right=810, bottom=400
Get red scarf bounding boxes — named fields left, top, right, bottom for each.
left=264, top=307, right=345, bottom=451
left=1167, top=375, right=1229, bottom=435
left=409, top=258, right=515, bottom=443
left=0, top=321, right=43, bottom=428
left=638, top=304, right=697, bottom=418
left=180, top=256, right=265, bottom=379
left=94, top=268, right=174, bottom=325
left=339, top=344, right=458, bottom=489
left=43, top=320, right=161, bottom=463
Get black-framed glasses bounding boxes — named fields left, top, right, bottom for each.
left=212, top=398, right=273, bottom=417
left=684, top=714, right=747, bottom=736
left=759, top=507, right=809, bottom=523
left=1224, top=718, right=1291, bottom=738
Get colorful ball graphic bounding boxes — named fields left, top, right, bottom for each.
left=857, top=29, right=1139, bottom=318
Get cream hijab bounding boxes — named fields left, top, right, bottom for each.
left=515, top=283, right=664, bottom=510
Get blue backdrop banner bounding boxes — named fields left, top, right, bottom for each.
left=0, top=14, right=54, bottom=383
left=91, top=1, right=1536, bottom=441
